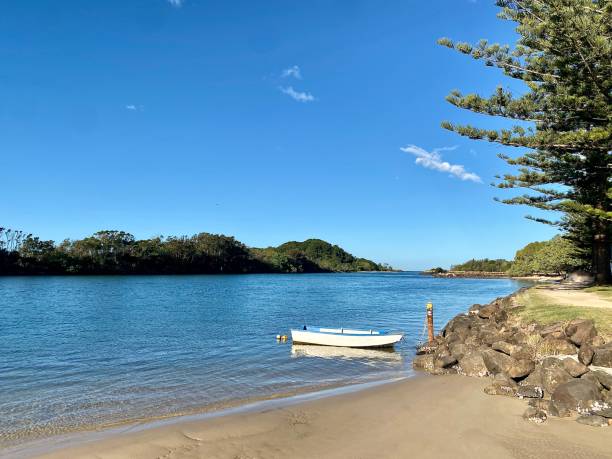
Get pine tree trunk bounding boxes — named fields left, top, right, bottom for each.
left=593, top=227, right=611, bottom=285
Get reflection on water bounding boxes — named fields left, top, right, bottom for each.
left=291, top=344, right=403, bottom=364
left=0, top=272, right=531, bottom=448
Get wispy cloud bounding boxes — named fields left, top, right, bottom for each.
left=279, top=86, right=315, bottom=103
left=168, top=0, right=183, bottom=7
left=281, top=65, right=302, bottom=79
left=125, top=104, right=144, bottom=112
left=400, top=145, right=481, bottom=183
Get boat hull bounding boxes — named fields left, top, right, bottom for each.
left=290, top=329, right=403, bottom=348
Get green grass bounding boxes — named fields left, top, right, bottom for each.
left=513, top=289, right=612, bottom=337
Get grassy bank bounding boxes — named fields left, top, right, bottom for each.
left=512, top=286, right=612, bottom=337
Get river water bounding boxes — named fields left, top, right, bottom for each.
left=0, top=272, right=530, bottom=448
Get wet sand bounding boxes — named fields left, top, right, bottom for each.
left=26, top=374, right=612, bottom=459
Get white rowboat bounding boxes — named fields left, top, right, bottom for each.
left=290, top=326, right=403, bottom=348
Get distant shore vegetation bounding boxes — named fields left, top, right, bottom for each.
left=426, top=235, right=586, bottom=277
left=0, top=228, right=393, bottom=275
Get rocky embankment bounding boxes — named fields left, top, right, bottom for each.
left=413, top=290, right=612, bottom=427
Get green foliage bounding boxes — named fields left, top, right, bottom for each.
left=450, top=258, right=513, bottom=273
left=439, top=1, right=612, bottom=283
left=253, top=239, right=388, bottom=273
left=0, top=228, right=392, bottom=275
left=508, top=235, right=585, bottom=275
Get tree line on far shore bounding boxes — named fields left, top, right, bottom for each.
left=0, top=228, right=392, bottom=275
left=431, top=235, right=586, bottom=277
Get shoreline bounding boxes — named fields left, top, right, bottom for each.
left=15, top=373, right=612, bottom=459
left=4, top=376, right=410, bottom=459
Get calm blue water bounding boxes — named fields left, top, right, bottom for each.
left=0, top=272, right=530, bottom=447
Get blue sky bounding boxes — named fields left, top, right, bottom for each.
left=0, top=0, right=558, bottom=270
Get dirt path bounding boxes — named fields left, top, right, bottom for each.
left=533, top=287, right=612, bottom=309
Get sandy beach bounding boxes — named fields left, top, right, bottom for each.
left=21, top=374, right=610, bottom=459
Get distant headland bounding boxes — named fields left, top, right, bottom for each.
left=0, top=228, right=394, bottom=275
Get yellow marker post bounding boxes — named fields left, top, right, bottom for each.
left=426, top=302, right=434, bottom=343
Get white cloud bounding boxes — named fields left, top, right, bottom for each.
left=279, top=86, right=315, bottom=103
left=281, top=65, right=302, bottom=79
left=168, top=0, right=183, bottom=7
left=125, top=104, right=144, bottom=112
left=400, top=144, right=481, bottom=183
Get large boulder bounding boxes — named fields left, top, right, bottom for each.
left=507, top=359, right=535, bottom=379
left=458, top=351, right=488, bottom=377
left=412, top=354, right=434, bottom=372
left=564, top=319, right=597, bottom=347
left=484, top=379, right=517, bottom=397
left=578, top=344, right=594, bottom=366
left=595, top=407, right=612, bottom=419
left=415, top=342, right=439, bottom=355
left=434, top=353, right=458, bottom=369
left=449, top=343, right=481, bottom=361
left=590, top=370, right=612, bottom=390
left=482, top=349, right=517, bottom=375
left=521, top=365, right=544, bottom=388
left=562, top=358, right=589, bottom=377
left=551, top=379, right=604, bottom=416
left=492, top=341, right=522, bottom=356
left=581, top=372, right=604, bottom=391
left=517, top=385, right=544, bottom=399
left=542, top=366, right=573, bottom=396
left=540, top=323, right=565, bottom=339
left=478, top=304, right=499, bottom=320
left=592, top=347, right=612, bottom=367
left=541, top=336, right=578, bottom=355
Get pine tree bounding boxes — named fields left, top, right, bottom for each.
left=438, top=0, right=611, bottom=283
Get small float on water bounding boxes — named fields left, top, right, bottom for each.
left=290, top=326, right=403, bottom=348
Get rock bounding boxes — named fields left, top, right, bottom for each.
left=540, top=323, right=564, bottom=339
left=562, top=358, right=589, bottom=377
left=551, top=379, right=603, bottom=415
left=576, top=415, right=609, bottom=427
left=482, top=349, right=517, bottom=375
left=415, top=342, right=439, bottom=355
left=594, top=407, right=612, bottom=418
left=478, top=328, right=504, bottom=346
left=540, top=356, right=563, bottom=369
left=541, top=337, right=578, bottom=355
left=581, top=372, right=604, bottom=391
left=592, top=347, right=612, bottom=367
left=517, top=385, right=544, bottom=399
left=578, top=344, right=594, bottom=366
left=478, top=304, right=499, bottom=319
left=434, top=353, right=458, bottom=369
left=484, top=380, right=517, bottom=397
left=468, top=304, right=482, bottom=315
left=542, top=366, right=573, bottom=396
left=564, top=319, right=597, bottom=347
left=449, top=343, right=470, bottom=360
left=412, top=354, right=434, bottom=372
left=507, top=359, right=535, bottom=379
left=522, top=407, right=547, bottom=423
left=458, top=351, right=488, bottom=377
left=590, top=370, right=612, bottom=390
left=492, top=341, right=521, bottom=356
left=521, top=366, right=544, bottom=388
left=590, top=336, right=606, bottom=347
